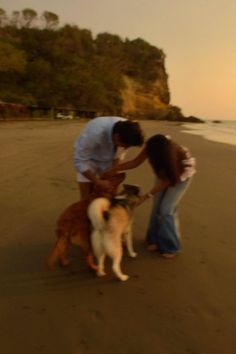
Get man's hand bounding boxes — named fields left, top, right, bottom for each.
left=100, top=166, right=117, bottom=179
left=95, top=179, right=113, bottom=193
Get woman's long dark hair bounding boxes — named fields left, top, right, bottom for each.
left=145, top=135, right=184, bottom=186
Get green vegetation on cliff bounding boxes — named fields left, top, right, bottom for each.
left=0, top=8, right=170, bottom=116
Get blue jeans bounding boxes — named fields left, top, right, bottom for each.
left=146, top=178, right=192, bottom=254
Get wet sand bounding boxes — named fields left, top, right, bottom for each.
left=0, top=119, right=235, bottom=354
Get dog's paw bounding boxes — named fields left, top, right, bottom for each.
left=89, top=263, right=98, bottom=271
left=97, top=270, right=106, bottom=277
left=59, top=259, right=70, bottom=268
left=119, top=274, right=129, bottom=281
left=129, top=251, right=137, bottom=258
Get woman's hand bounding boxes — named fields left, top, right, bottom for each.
left=136, top=193, right=153, bottom=206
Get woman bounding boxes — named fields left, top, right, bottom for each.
left=104, top=134, right=196, bottom=258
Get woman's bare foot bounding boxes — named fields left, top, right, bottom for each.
left=147, top=244, right=158, bottom=252
left=161, top=253, right=178, bottom=259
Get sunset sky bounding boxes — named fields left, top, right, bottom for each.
left=1, top=0, right=236, bottom=120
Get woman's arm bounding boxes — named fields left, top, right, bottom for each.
left=118, top=147, right=147, bottom=170
left=137, top=179, right=170, bottom=205
left=103, top=147, right=147, bottom=178
left=115, top=147, right=147, bottom=171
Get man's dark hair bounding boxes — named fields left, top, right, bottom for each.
left=113, top=120, right=144, bottom=147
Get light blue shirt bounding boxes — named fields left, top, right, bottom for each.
left=73, top=116, right=126, bottom=173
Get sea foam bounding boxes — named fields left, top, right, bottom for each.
left=181, top=121, right=236, bottom=146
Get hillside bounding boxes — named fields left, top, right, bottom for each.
left=0, top=8, right=203, bottom=122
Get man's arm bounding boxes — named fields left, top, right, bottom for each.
left=81, top=169, right=113, bottom=192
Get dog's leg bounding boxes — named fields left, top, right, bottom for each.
left=86, top=252, right=97, bottom=271
left=57, top=238, right=70, bottom=268
left=59, top=253, right=70, bottom=268
left=46, top=237, right=69, bottom=270
left=91, top=230, right=106, bottom=277
left=124, top=225, right=137, bottom=258
left=111, top=243, right=129, bottom=281
left=78, top=235, right=97, bottom=271
left=97, top=254, right=106, bottom=277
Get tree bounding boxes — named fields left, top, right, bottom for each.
left=21, top=8, right=37, bottom=28
left=55, top=25, right=94, bottom=59
left=41, top=11, right=59, bottom=30
left=95, top=33, right=125, bottom=70
left=23, top=58, right=54, bottom=105
left=0, top=8, right=7, bottom=27
left=10, top=11, right=21, bottom=28
left=124, top=38, right=164, bottom=82
left=0, top=40, right=26, bottom=73
left=0, top=8, right=169, bottom=115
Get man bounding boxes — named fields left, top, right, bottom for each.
left=73, top=116, right=144, bottom=199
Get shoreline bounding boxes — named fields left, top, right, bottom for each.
left=0, top=120, right=235, bottom=354
left=180, top=120, right=236, bottom=147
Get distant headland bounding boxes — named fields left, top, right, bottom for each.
left=0, top=7, right=204, bottom=123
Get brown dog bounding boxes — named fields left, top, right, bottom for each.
left=46, top=173, right=126, bottom=271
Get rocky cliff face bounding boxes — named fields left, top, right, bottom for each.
left=121, top=74, right=204, bottom=123
left=121, top=65, right=170, bottom=119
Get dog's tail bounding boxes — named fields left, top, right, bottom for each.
left=88, top=197, right=111, bottom=229
left=45, top=237, right=68, bottom=271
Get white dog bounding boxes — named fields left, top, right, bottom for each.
left=87, top=184, right=140, bottom=281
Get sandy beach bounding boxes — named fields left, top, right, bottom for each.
left=0, top=119, right=235, bottom=354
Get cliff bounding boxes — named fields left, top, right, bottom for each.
left=121, top=75, right=170, bottom=119
left=0, top=9, right=204, bottom=122
left=121, top=76, right=204, bottom=123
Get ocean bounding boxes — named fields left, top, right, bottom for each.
left=181, top=120, right=236, bottom=147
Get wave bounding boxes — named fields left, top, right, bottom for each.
left=181, top=121, right=236, bottom=146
